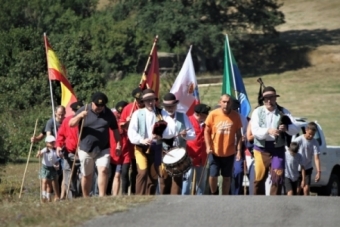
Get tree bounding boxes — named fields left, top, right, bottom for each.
left=112, top=0, right=284, bottom=71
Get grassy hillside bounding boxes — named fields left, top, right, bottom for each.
left=199, top=0, right=340, bottom=145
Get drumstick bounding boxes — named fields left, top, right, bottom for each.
left=162, top=150, right=175, bottom=157
left=174, top=128, right=191, bottom=139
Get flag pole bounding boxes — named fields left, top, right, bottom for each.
left=44, top=33, right=57, bottom=137
left=226, top=35, right=248, bottom=195
left=226, top=35, right=237, bottom=98
left=139, top=35, right=159, bottom=87
left=129, top=35, right=159, bottom=118
left=189, top=45, right=193, bottom=53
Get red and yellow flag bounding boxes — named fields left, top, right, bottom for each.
left=44, top=35, right=77, bottom=117
left=140, top=44, right=160, bottom=98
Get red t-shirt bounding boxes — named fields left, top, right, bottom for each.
left=186, top=115, right=207, bottom=166
left=109, top=111, right=131, bottom=164
left=55, top=116, right=78, bottom=153
left=118, top=102, right=139, bottom=159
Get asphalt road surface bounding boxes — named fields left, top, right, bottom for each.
left=80, top=196, right=339, bottom=227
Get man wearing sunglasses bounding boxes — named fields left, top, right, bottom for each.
left=250, top=86, right=299, bottom=195
left=69, top=92, right=121, bottom=197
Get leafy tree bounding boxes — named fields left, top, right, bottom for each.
left=112, top=0, right=284, bottom=71
left=0, top=0, right=285, bottom=161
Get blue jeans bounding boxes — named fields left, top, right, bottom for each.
left=231, top=158, right=244, bottom=195
left=182, top=166, right=206, bottom=195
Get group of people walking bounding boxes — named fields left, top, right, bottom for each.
left=32, top=84, right=321, bottom=202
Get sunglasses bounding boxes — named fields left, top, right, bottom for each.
left=143, top=98, right=156, bottom=102
left=95, top=103, right=105, bottom=107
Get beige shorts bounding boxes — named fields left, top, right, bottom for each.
left=78, top=149, right=110, bottom=176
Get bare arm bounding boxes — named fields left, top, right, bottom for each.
left=236, top=128, right=242, bottom=160
left=204, top=125, right=213, bottom=154
left=69, top=111, right=87, bottom=127
left=314, top=154, right=321, bottom=182
left=301, top=165, right=306, bottom=188
left=182, top=115, right=196, bottom=141
left=246, top=122, right=254, bottom=142
left=36, top=150, right=42, bottom=158
left=31, top=133, right=45, bottom=143
left=113, top=128, right=121, bottom=156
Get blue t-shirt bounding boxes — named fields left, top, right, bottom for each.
left=285, top=151, right=304, bottom=181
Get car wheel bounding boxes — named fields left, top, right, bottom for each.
left=326, top=174, right=340, bottom=196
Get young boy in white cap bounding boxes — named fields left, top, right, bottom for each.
left=36, top=135, right=60, bottom=202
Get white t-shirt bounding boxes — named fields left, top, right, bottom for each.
left=285, top=151, right=304, bottom=181
left=41, top=147, right=58, bottom=167
left=293, top=135, right=320, bottom=170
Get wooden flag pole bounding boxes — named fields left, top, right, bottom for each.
left=19, top=119, right=39, bottom=199
left=128, top=35, right=159, bottom=118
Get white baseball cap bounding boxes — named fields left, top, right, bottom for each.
left=45, top=135, right=56, bottom=143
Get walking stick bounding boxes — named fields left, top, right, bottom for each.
left=194, top=156, right=209, bottom=195
left=191, top=168, right=197, bottom=195
left=128, top=35, right=159, bottom=118
left=66, top=104, right=87, bottom=199
left=19, top=119, right=38, bottom=199
left=243, top=159, right=248, bottom=195
left=38, top=146, right=42, bottom=202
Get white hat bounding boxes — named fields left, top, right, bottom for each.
left=45, top=135, right=56, bottom=143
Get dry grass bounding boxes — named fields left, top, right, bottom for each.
left=199, top=0, right=340, bottom=146
left=0, top=161, right=153, bottom=227
left=96, top=0, right=111, bottom=10
left=277, top=0, right=340, bottom=31
left=199, top=62, right=340, bottom=146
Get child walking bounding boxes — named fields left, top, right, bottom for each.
left=285, top=142, right=305, bottom=195
left=36, top=135, right=60, bottom=202
left=294, top=122, right=321, bottom=195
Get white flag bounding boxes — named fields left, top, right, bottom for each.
left=170, top=46, right=200, bottom=116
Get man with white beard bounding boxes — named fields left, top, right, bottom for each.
left=159, top=93, right=196, bottom=195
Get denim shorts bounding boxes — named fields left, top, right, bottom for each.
left=208, top=153, right=235, bottom=177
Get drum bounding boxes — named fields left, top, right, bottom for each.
left=162, top=147, right=192, bottom=177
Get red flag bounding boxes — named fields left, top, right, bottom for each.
left=140, top=44, right=159, bottom=98
left=44, top=35, right=77, bottom=117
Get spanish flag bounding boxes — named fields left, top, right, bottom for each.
left=140, top=38, right=160, bottom=98
left=44, top=34, right=77, bottom=117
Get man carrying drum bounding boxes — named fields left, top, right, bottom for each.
left=159, top=93, right=196, bottom=195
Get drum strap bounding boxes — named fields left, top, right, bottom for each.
left=162, top=112, right=187, bottom=150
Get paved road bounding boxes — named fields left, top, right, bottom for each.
left=80, top=196, right=339, bottom=227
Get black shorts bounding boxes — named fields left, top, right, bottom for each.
left=208, top=153, right=235, bottom=177
left=284, top=177, right=298, bottom=194
left=298, top=167, right=313, bottom=186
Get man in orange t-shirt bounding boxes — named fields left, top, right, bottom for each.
left=204, top=94, right=242, bottom=195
